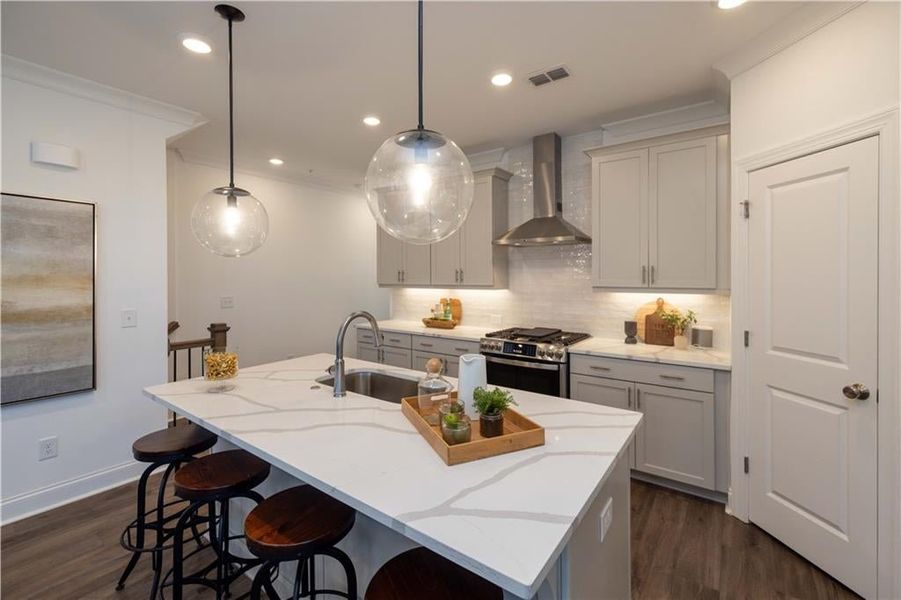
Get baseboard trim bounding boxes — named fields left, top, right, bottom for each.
left=0, top=460, right=145, bottom=526
left=631, top=470, right=728, bottom=504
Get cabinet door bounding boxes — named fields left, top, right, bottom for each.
left=648, top=137, right=717, bottom=289
left=592, top=149, right=649, bottom=287
left=357, top=341, right=381, bottom=363
left=381, top=347, right=412, bottom=369
left=376, top=226, right=403, bottom=285
left=430, top=232, right=461, bottom=286
left=571, top=374, right=636, bottom=468
left=635, top=383, right=715, bottom=490
left=460, top=178, right=494, bottom=286
left=443, top=355, right=459, bottom=378
left=402, top=243, right=431, bottom=285
left=412, top=351, right=458, bottom=377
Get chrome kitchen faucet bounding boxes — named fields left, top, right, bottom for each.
left=333, top=311, right=382, bottom=397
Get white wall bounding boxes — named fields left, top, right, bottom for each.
left=731, top=2, right=899, bottom=159
left=169, top=155, right=389, bottom=367
left=0, top=59, right=199, bottom=523
left=391, top=127, right=733, bottom=350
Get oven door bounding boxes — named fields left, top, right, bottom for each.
left=483, top=354, right=566, bottom=397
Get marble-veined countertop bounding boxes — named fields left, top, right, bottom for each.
left=144, top=353, right=640, bottom=598
left=359, top=320, right=731, bottom=370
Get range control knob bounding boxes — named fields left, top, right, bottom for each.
left=538, top=348, right=546, bottom=357
left=554, top=349, right=564, bottom=359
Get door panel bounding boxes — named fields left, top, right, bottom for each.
left=357, top=342, right=380, bottom=363
left=649, top=137, right=717, bottom=288
left=402, top=243, right=431, bottom=285
left=748, top=136, right=878, bottom=598
left=376, top=226, right=403, bottom=285
left=381, top=347, right=412, bottom=369
left=634, top=383, right=714, bottom=489
left=571, top=374, right=636, bottom=468
left=430, top=232, right=460, bottom=286
left=592, top=149, right=648, bottom=287
left=461, top=179, right=493, bottom=285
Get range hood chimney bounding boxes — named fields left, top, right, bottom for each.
left=494, top=132, right=591, bottom=247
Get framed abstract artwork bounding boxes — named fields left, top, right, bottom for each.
left=1, top=193, right=96, bottom=405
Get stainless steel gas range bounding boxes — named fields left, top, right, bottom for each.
left=479, top=327, right=591, bottom=398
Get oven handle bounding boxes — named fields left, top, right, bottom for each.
left=483, top=354, right=561, bottom=371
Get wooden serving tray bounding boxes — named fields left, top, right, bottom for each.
left=401, top=393, right=545, bottom=465
left=421, top=318, right=458, bottom=329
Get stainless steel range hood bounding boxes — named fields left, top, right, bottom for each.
left=494, top=132, right=591, bottom=247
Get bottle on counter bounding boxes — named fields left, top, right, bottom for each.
left=418, top=358, right=454, bottom=425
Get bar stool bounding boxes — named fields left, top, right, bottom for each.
left=165, top=449, right=271, bottom=600
left=365, top=547, right=502, bottom=600
left=117, top=423, right=218, bottom=598
left=245, top=485, right=357, bottom=600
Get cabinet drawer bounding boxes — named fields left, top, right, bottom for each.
left=570, top=354, right=713, bottom=393
left=411, top=335, right=479, bottom=356
left=359, top=328, right=412, bottom=349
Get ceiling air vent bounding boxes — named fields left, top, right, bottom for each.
left=528, top=65, right=570, bottom=87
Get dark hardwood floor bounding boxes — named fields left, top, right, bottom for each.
left=1, top=477, right=859, bottom=599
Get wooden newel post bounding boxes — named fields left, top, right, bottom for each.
left=208, top=323, right=230, bottom=353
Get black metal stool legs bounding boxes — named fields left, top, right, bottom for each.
left=248, top=548, right=356, bottom=600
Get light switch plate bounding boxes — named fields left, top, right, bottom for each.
left=598, top=497, right=613, bottom=543
left=121, top=309, right=137, bottom=328
left=220, top=296, right=235, bottom=309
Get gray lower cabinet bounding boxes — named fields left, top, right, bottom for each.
left=570, top=374, right=637, bottom=468
left=357, top=343, right=380, bottom=363
left=356, top=340, right=412, bottom=369
left=413, top=351, right=460, bottom=377
left=634, top=383, right=715, bottom=490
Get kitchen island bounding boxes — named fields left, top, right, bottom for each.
left=144, top=353, right=641, bottom=599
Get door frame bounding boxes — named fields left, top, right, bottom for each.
left=729, top=107, right=900, bottom=598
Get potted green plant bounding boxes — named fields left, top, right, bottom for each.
left=440, top=412, right=472, bottom=445
left=660, top=308, right=697, bottom=349
left=473, top=387, right=517, bottom=438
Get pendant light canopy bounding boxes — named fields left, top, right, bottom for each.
left=363, top=1, right=473, bottom=245
left=191, top=4, right=269, bottom=258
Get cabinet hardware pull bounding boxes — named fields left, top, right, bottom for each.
left=627, top=387, right=632, bottom=408
left=650, top=265, right=656, bottom=284
left=636, top=389, right=641, bottom=410
left=388, top=338, right=401, bottom=343
left=401, top=270, right=405, bottom=282
left=454, top=269, right=459, bottom=282
left=590, top=365, right=611, bottom=371
left=420, top=342, right=434, bottom=347
left=642, top=266, right=647, bottom=284
left=659, top=374, right=685, bottom=381
left=459, top=269, right=463, bottom=282
left=453, top=347, right=469, bottom=352
left=397, top=270, right=401, bottom=282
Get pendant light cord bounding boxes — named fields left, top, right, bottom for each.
left=227, top=14, right=235, bottom=188
left=417, top=0, right=424, bottom=132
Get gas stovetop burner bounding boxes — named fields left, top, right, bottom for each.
left=481, top=327, right=591, bottom=363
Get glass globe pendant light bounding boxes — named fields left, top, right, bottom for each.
left=191, top=4, right=269, bottom=258
left=363, top=0, right=474, bottom=245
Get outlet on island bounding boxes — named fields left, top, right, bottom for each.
left=38, top=436, right=58, bottom=461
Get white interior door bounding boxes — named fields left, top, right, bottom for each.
left=748, top=136, right=878, bottom=598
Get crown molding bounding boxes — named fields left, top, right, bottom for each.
left=600, top=99, right=730, bottom=146
left=713, top=1, right=864, bottom=80
left=172, top=149, right=362, bottom=195
left=467, top=147, right=507, bottom=171
left=2, top=55, right=206, bottom=129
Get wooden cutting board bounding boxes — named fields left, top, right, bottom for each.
left=635, top=298, right=676, bottom=346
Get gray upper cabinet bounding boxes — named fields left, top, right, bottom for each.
left=377, top=168, right=510, bottom=288
left=586, top=126, right=729, bottom=291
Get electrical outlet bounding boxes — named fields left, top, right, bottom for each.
left=220, top=296, right=235, bottom=309
left=120, top=309, right=137, bottom=328
left=598, top=497, right=613, bottom=543
left=38, top=436, right=58, bottom=461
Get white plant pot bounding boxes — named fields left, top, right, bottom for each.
left=673, top=335, right=689, bottom=350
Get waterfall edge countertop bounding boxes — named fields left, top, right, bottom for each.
left=144, top=353, right=640, bottom=598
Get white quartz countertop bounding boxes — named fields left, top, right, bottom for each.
left=144, top=354, right=640, bottom=598
left=569, top=337, right=731, bottom=371
left=357, top=319, right=488, bottom=342
left=360, top=319, right=731, bottom=370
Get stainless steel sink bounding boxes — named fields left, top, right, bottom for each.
left=316, top=370, right=418, bottom=403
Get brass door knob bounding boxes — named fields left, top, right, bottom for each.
left=842, top=383, right=870, bottom=400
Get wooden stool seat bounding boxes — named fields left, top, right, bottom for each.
left=245, top=485, right=355, bottom=562
left=366, top=547, right=502, bottom=600
left=174, top=449, right=270, bottom=501
left=132, top=423, right=217, bottom=463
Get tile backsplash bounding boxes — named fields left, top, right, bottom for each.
left=390, top=128, right=732, bottom=351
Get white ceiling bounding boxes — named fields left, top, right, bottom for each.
left=2, top=1, right=803, bottom=188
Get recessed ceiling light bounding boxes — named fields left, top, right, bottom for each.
left=717, top=0, right=746, bottom=9
left=491, top=72, right=513, bottom=87
left=181, top=36, right=212, bottom=54
left=269, top=158, right=284, bottom=166
left=363, top=116, right=381, bottom=127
